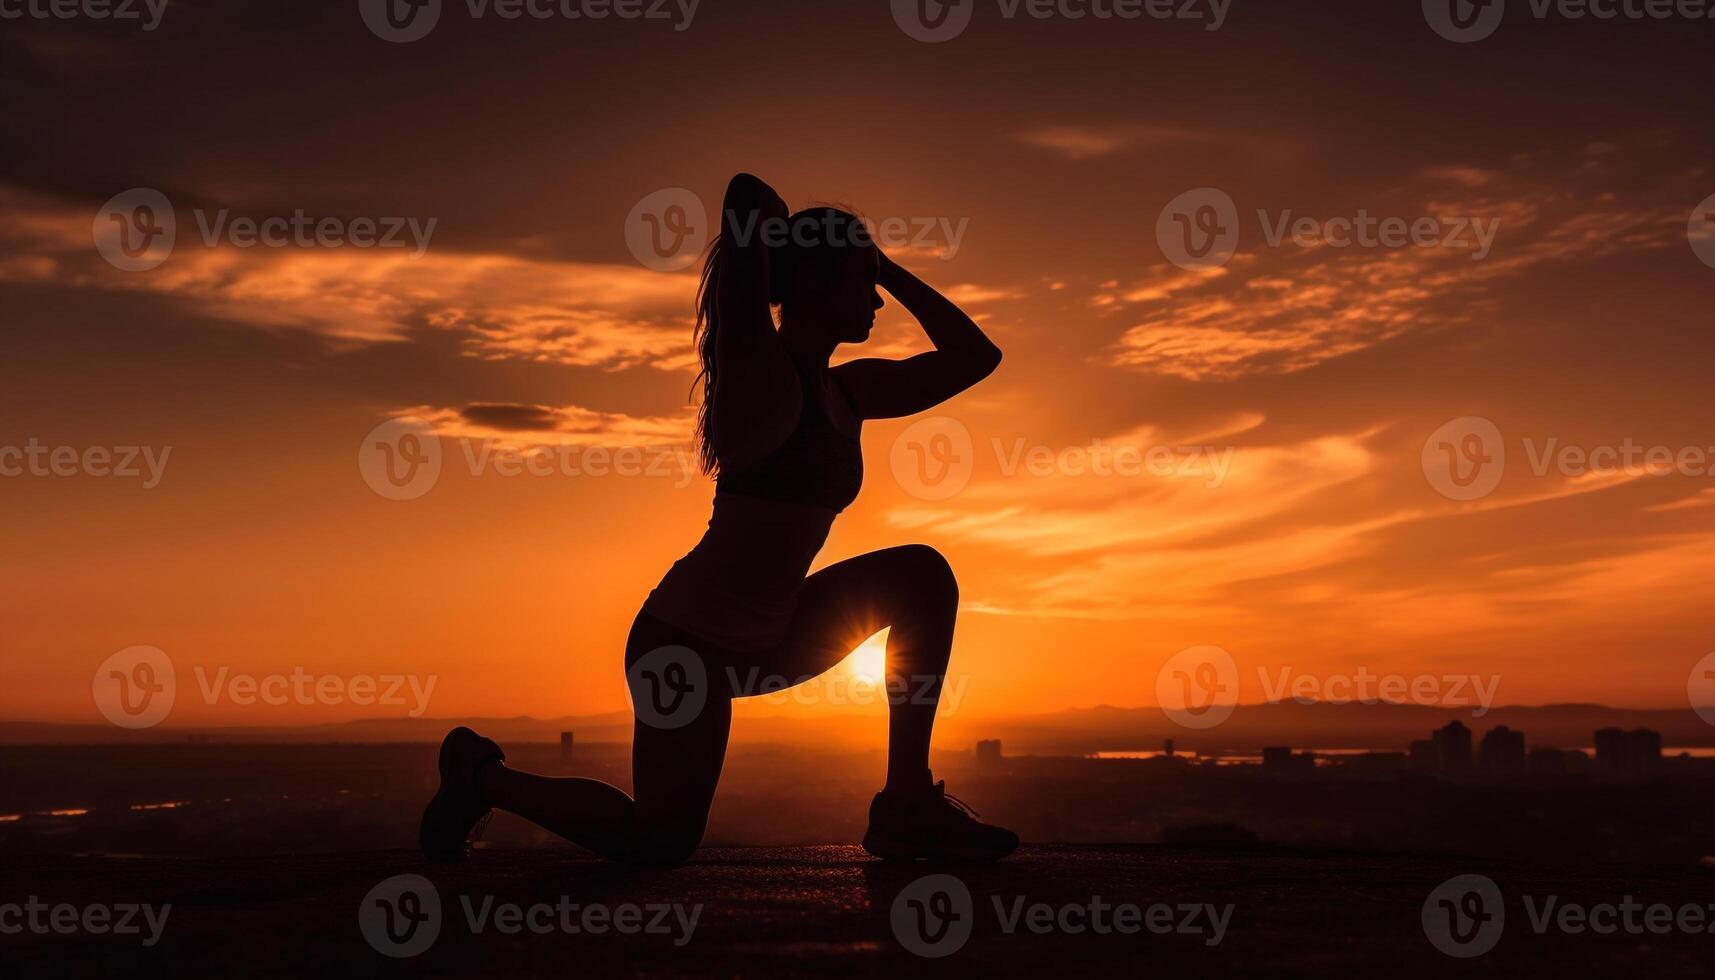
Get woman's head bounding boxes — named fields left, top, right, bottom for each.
left=692, top=205, right=883, bottom=474
left=767, top=207, right=884, bottom=347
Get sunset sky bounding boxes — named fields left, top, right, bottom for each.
left=2, top=0, right=1712, bottom=729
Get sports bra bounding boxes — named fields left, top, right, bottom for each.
left=715, top=357, right=863, bottom=512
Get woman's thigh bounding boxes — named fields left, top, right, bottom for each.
left=738, top=543, right=957, bottom=689
left=624, top=612, right=734, bottom=841
left=629, top=696, right=731, bottom=844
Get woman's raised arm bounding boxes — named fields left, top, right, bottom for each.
left=833, top=252, right=1003, bottom=420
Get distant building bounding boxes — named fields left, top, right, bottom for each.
left=1631, top=729, right=1662, bottom=774
left=1595, top=728, right=1661, bottom=778
left=1342, top=751, right=1407, bottom=773
left=1593, top=727, right=1627, bottom=770
left=1527, top=747, right=1568, bottom=776
left=1164, top=738, right=1175, bottom=759
left=1408, top=739, right=1440, bottom=772
left=975, top=739, right=1003, bottom=766
left=1262, top=746, right=1314, bottom=777
left=1479, top=726, right=1526, bottom=775
left=1433, top=721, right=1474, bottom=773
left=559, top=731, right=574, bottom=758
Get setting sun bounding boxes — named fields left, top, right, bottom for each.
left=847, top=629, right=891, bottom=684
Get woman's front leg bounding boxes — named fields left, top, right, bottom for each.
left=755, top=544, right=960, bottom=794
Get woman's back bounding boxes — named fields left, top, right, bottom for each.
left=644, top=357, right=863, bottom=651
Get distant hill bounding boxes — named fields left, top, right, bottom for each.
left=5, top=700, right=1710, bottom=753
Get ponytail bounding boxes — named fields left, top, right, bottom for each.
left=691, top=206, right=866, bottom=477
left=691, top=235, right=725, bottom=477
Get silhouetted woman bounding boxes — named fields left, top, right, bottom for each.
left=422, top=173, right=1015, bottom=864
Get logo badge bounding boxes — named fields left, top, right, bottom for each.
left=360, top=0, right=442, bottom=42
left=1422, top=874, right=1505, bottom=957
left=1688, top=193, right=1715, bottom=271
left=1423, top=0, right=1505, bottom=42
left=1422, top=416, right=1505, bottom=501
left=625, top=188, right=709, bottom=272
left=890, top=873, right=974, bottom=957
left=891, top=0, right=974, bottom=43
left=627, top=645, right=709, bottom=730
left=93, top=645, right=176, bottom=729
left=1155, top=645, right=1238, bottom=730
left=890, top=416, right=974, bottom=501
left=359, top=874, right=442, bottom=957
left=1157, top=188, right=1239, bottom=271
left=93, top=189, right=176, bottom=272
left=1690, top=651, right=1715, bottom=727
left=359, top=416, right=443, bottom=501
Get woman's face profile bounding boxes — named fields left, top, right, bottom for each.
left=822, top=246, right=883, bottom=345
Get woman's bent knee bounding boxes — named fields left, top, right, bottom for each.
left=891, top=543, right=958, bottom=606
left=626, top=820, right=705, bottom=866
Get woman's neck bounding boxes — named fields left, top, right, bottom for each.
left=778, top=321, right=835, bottom=365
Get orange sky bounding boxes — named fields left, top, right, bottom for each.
left=1, top=2, right=1712, bottom=729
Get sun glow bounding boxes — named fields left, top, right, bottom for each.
left=847, top=629, right=890, bottom=684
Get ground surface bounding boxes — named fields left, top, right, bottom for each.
left=2, top=844, right=1710, bottom=977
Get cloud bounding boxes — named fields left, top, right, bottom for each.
left=888, top=402, right=1714, bottom=627
left=1421, top=166, right=1498, bottom=188
left=403, top=402, right=693, bottom=448
left=0, top=186, right=698, bottom=370
left=1102, top=167, right=1685, bottom=381
left=1014, top=125, right=1215, bottom=160
left=942, top=283, right=1026, bottom=305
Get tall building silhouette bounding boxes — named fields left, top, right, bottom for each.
left=559, top=731, right=574, bottom=758
left=1595, top=727, right=1661, bottom=777
left=975, top=739, right=1003, bottom=767
left=1433, top=720, right=1474, bottom=773
left=1479, top=725, right=1526, bottom=775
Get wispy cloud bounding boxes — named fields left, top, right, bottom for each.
left=1102, top=167, right=1685, bottom=381
left=1014, top=124, right=1214, bottom=160
left=403, top=402, right=693, bottom=448
left=0, top=186, right=697, bottom=370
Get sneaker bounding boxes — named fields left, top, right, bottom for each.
left=419, top=726, right=505, bottom=864
left=862, top=780, right=1019, bottom=862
